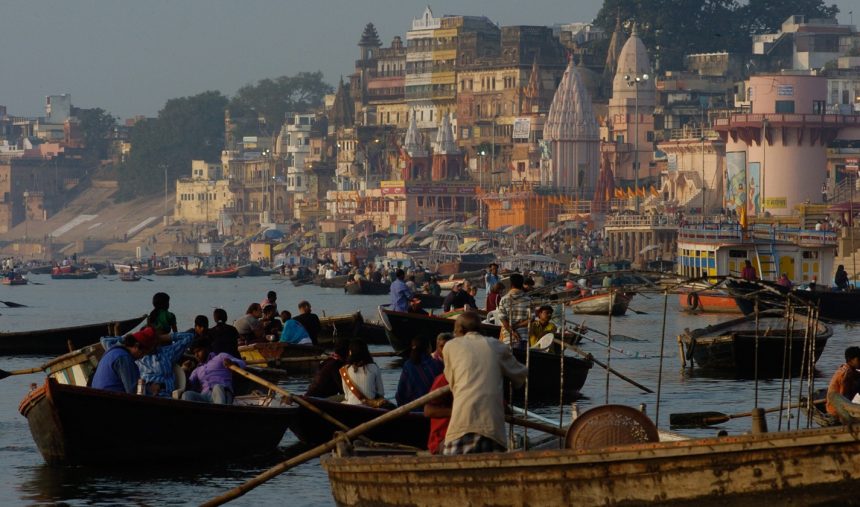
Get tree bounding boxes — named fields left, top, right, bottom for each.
left=593, top=0, right=838, bottom=72
left=229, top=71, right=333, bottom=136
left=74, top=107, right=116, bottom=161
left=116, top=91, right=228, bottom=200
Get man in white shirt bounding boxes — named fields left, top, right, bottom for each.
left=441, top=312, right=528, bottom=455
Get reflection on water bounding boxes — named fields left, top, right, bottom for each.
left=0, top=276, right=858, bottom=505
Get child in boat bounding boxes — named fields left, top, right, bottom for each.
left=528, top=305, right=557, bottom=349
left=825, top=346, right=860, bottom=416
left=150, top=292, right=178, bottom=334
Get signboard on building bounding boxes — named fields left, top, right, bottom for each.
left=777, top=85, right=794, bottom=96
left=763, top=197, right=787, bottom=209
left=667, top=153, right=678, bottom=172
left=847, top=158, right=859, bottom=172
left=512, top=118, right=531, bottom=139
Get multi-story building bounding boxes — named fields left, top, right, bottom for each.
left=174, top=160, right=233, bottom=226
left=456, top=25, right=567, bottom=186
left=752, top=15, right=857, bottom=72
left=352, top=23, right=408, bottom=128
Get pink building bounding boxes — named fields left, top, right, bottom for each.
left=716, top=74, right=860, bottom=217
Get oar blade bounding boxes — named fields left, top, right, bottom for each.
left=669, top=411, right=728, bottom=427
left=1, top=300, right=27, bottom=308
left=0, top=369, right=11, bottom=380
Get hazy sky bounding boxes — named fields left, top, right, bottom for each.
left=1, top=1, right=856, bottom=120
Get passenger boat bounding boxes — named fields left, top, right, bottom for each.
left=826, top=391, right=860, bottom=424
left=676, top=223, right=836, bottom=285
left=678, top=311, right=831, bottom=377
left=288, top=395, right=430, bottom=449
left=2, top=272, right=28, bottom=285
left=323, top=422, right=860, bottom=506
left=380, top=306, right=500, bottom=353
left=120, top=271, right=141, bottom=282
left=379, top=307, right=591, bottom=401
left=238, top=342, right=326, bottom=374
left=344, top=279, right=390, bottom=295
left=50, top=266, right=98, bottom=280
left=26, top=263, right=54, bottom=275
left=677, top=290, right=740, bottom=313
left=569, top=290, right=632, bottom=316
left=206, top=267, right=239, bottom=278
left=19, top=378, right=296, bottom=465
left=0, top=315, right=147, bottom=355
left=236, top=262, right=272, bottom=277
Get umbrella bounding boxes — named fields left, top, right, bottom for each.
left=526, top=231, right=541, bottom=242
left=419, top=236, right=435, bottom=247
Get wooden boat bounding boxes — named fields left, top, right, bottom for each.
left=730, top=279, right=860, bottom=323
left=0, top=315, right=147, bottom=355
left=344, top=279, right=390, bottom=295
left=206, top=267, right=239, bottom=278
left=317, top=311, right=365, bottom=345
left=50, top=267, right=98, bottom=280
left=120, top=272, right=141, bottom=282
left=288, top=395, right=430, bottom=449
left=678, top=290, right=740, bottom=313
left=26, top=263, right=54, bottom=275
left=438, top=278, right=465, bottom=291
left=236, top=262, right=272, bottom=277
left=569, top=291, right=632, bottom=316
left=2, top=272, right=28, bottom=285
left=19, top=378, right=296, bottom=465
left=380, top=307, right=590, bottom=401
left=678, top=311, right=831, bottom=378
left=319, top=274, right=351, bottom=288
left=238, top=342, right=326, bottom=374
left=380, top=306, right=501, bottom=353
left=323, top=423, right=860, bottom=506
left=826, top=391, right=860, bottom=424
left=154, top=266, right=186, bottom=276
left=355, top=320, right=389, bottom=345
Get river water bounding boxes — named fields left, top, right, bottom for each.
left=0, top=274, right=857, bottom=506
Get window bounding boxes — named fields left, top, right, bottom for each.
left=775, top=100, right=795, bottom=113
left=813, top=100, right=826, bottom=114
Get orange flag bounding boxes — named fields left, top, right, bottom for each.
left=650, top=185, right=659, bottom=196
left=626, top=187, right=634, bottom=198
left=615, top=188, right=624, bottom=198
left=637, top=186, right=646, bottom=197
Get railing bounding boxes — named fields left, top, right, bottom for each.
left=678, top=223, right=838, bottom=245
left=605, top=214, right=680, bottom=229
left=715, top=114, right=860, bottom=127
left=663, top=127, right=720, bottom=141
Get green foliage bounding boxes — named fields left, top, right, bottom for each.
left=116, top=91, right=228, bottom=201
left=74, top=107, right=116, bottom=160
left=594, top=0, right=839, bottom=71
left=229, top=71, right=333, bottom=136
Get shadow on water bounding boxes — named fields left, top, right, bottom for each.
left=17, top=442, right=315, bottom=506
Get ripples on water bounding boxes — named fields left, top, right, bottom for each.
left=1, top=275, right=858, bottom=505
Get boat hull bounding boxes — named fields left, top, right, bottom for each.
left=679, top=313, right=831, bottom=377
left=569, top=292, right=631, bottom=316
left=51, top=271, right=98, bottom=280
left=206, top=268, right=239, bottom=278
left=323, top=425, right=860, bottom=507
left=678, top=291, right=740, bottom=313
left=238, top=342, right=325, bottom=374
left=0, top=315, right=147, bottom=355
left=319, top=275, right=351, bottom=288
left=344, top=280, right=390, bottom=295
left=288, top=396, right=429, bottom=449
left=19, top=379, right=295, bottom=465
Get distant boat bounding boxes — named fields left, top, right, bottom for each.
left=344, top=279, right=390, bottom=295
left=50, top=266, right=98, bottom=280
left=2, top=272, right=28, bottom=285
left=678, top=289, right=740, bottom=313
left=206, top=267, right=239, bottom=278
left=154, top=266, right=186, bottom=276
left=569, top=291, right=632, bottom=316
left=120, top=272, right=141, bottom=282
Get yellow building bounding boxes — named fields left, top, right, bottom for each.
left=174, top=160, right=233, bottom=225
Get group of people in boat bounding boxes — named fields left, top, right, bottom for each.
left=90, top=291, right=322, bottom=405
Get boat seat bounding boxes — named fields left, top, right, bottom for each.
left=565, top=405, right=659, bottom=451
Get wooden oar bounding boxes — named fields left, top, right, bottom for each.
left=553, top=339, right=654, bottom=394
left=0, top=365, right=44, bottom=380
left=0, top=300, right=27, bottom=308
left=201, top=384, right=452, bottom=507
left=669, top=399, right=824, bottom=427
left=627, top=307, right=648, bottom=315
left=506, top=415, right=566, bottom=437
left=245, top=350, right=399, bottom=366
left=575, top=320, right=641, bottom=342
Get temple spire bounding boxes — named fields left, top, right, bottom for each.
left=403, top=109, right=426, bottom=157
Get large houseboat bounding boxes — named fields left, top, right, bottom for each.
left=676, top=222, right=837, bottom=283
